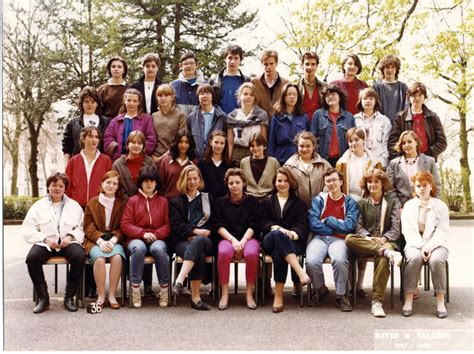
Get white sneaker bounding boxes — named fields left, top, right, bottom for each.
left=131, top=286, right=142, bottom=308
left=386, top=250, right=403, bottom=267
left=371, top=300, right=386, bottom=317
left=159, top=287, right=169, bottom=307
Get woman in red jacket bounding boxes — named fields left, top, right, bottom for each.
left=65, top=126, right=112, bottom=208
left=121, top=166, right=171, bottom=308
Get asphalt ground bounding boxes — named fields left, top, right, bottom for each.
left=2, top=221, right=473, bottom=351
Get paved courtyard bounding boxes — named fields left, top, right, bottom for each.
left=2, top=220, right=473, bottom=351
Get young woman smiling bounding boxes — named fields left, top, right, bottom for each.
left=104, top=88, right=157, bottom=161
left=83, top=171, right=127, bottom=311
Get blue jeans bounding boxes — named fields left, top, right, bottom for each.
left=306, top=235, right=349, bottom=296
left=127, top=239, right=169, bottom=286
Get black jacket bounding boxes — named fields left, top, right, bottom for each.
left=261, top=193, right=309, bottom=253
left=62, top=114, right=110, bottom=156
left=130, top=75, right=163, bottom=114
left=388, top=104, right=447, bottom=161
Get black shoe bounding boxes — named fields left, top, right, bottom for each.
left=335, top=295, right=352, bottom=312
left=310, top=286, right=329, bottom=306
left=64, top=297, right=78, bottom=312
left=191, top=299, right=211, bottom=311
left=356, top=289, right=367, bottom=298
left=87, top=288, right=97, bottom=299
left=172, top=282, right=184, bottom=297
left=33, top=297, right=50, bottom=314
left=436, top=310, right=448, bottom=319
left=33, top=282, right=50, bottom=314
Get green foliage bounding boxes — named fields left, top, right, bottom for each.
left=440, top=167, right=464, bottom=212
left=276, top=0, right=418, bottom=80
left=3, top=196, right=41, bottom=220
left=101, top=0, right=258, bottom=81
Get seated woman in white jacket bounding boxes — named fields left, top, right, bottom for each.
left=401, top=171, right=449, bottom=319
left=22, top=172, right=86, bottom=314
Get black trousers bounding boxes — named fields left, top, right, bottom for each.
left=174, top=236, right=213, bottom=281
left=26, top=243, right=85, bottom=297
left=262, top=230, right=303, bottom=284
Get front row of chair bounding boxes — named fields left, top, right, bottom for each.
left=33, top=251, right=450, bottom=311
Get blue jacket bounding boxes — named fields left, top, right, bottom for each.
left=310, top=108, right=355, bottom=160
left=187, top=105, right=227, bottom=159
left=268, top=112, right=309, bottom=165
left=171, top=70, right=206, bottom=116
left=308, top=192, right=359, bottom=236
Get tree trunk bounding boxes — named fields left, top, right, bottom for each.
left=28, top=123, right=40, bottom=197
left=172, top=2, right=183, bottom=78
left=459, top=109, right=472, bottom=212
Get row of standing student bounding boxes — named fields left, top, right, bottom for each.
left=63, top=48, right=447, bottom=169
left=22, top=163, right=449, bottom=319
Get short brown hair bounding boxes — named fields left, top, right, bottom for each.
left=79, top=126, right=101, bottom=149
left=180, top=51, right=198, bottom=64
left=99, top=170, right=125, bottom=199
left=359, top=168, right=392, bottom=197
left=407, top=81, right=427, bottom=98
left=295, top=131, right=317, bottom=148
left=322, top=84, right=347, bottom=111
left=46, top=172, right=69, bottom=189
left=176, top=165, right=205, bottom=194
left=356, top=87, right=382, bottom=112
left=224, top=168, right=247, bottom=188
left=224, top=45, right=244, bottom=60
left=301, top=51, right=320, bottom=65
left=394, top=130, right=421, bottom=154
left=197, top=83, right=215, bottom=100
left=341, top=53, right=363, bottom=75
left=78, top=86, right=101, bottom=115
left=412, top=171, right=437, bottom=197
left=323, top=168, right=343, bottom=182
left=346, top=127, right=366, bottom=142
left=260, top=49, right=278, bottom=63
left=141, top=52, right=161, bottom=67
left=378, top=54, right=401, bottom=79
left=106, top=56, right=128, bottom=78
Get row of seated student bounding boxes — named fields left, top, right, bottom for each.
left=23, top=162, right=449, bottom=319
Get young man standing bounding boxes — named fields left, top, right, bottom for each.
left=209, top=45, right=251, bottom=114
left=187, top=84, right=227, bottom=159
left=171, top=51, right=207, bottom=116
left=306, top=168, right=359, bottom=311
left=297, top=51, right=327, bottom=121
left=373, top=54, right=408, bottom=123
left=252, top=50, right=289, bottom=119
left=130, top=53, right=162, bottom=114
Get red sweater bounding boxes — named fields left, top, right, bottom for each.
left=65, top=153, right=112, bottom=207
left=121, top=191, right=171, bottom=246
left=158, top=155, right=196, bottom=200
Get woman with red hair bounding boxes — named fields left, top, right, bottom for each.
left=401, top=171, right=449, bottom=318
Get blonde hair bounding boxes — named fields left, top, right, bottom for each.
left=176, top=165, right=205, bottom=194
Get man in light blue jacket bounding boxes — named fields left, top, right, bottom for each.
left=306, top=168, right=359, bottom=311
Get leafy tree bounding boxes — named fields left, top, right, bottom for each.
left=274, top=0, right=420, bottom=79
left=412, top=1, right=472, bottom=212
left=3, top=3, right=72, bottom=196
left=100, top=0, right=257, bottom=81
